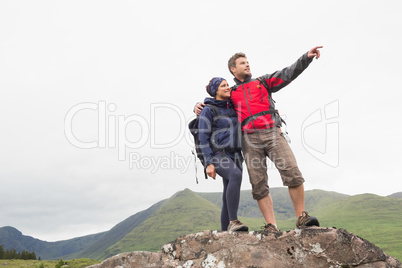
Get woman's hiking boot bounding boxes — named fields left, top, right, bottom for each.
left=296, top=211, right=320, bottom=228
left=227, top=220, right=249, bottom=232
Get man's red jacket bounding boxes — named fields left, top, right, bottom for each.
left=230, top=52, right=313, bottom=133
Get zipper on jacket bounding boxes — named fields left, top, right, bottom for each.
left=247, top=86, right=252, bottom=100
left=261, top=86, right=263, bottom=102
left=242, top=85, right=255, bottom=130
left=257, top=81, right=263, bottom=102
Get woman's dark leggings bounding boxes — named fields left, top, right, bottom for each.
left=213, top=153, right=243, bottom=231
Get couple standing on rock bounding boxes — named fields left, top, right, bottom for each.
left=194, top=46, right=323, bottom=232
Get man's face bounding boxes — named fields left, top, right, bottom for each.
left=231, top=57, right=251, bottom=79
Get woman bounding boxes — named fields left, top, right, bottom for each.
left=198, top=77, right=248, bottom=232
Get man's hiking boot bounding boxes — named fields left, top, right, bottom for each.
left=296, top=211, right=320, bottom=228
left=227, top=220, right=249, bottom=232
left=263, top=223, right=280, bottom=233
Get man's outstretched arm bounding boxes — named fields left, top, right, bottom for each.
left=261, top=46, right=323, bottom=93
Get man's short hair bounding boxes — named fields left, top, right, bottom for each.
left=228, top=52, right=247, bottom=76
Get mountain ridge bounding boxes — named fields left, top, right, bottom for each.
left=0, top=226, right=105, bottom=260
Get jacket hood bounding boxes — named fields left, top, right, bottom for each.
left=203, top=97, right=233, bottom=109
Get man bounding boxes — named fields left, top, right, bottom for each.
left=194, top=46, right=323, bottom=231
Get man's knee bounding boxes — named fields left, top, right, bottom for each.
left=252, top=186, right=270, bottom=200
left=288, top=181, right=304, bottom=189
left=281, top=167, right=305, bottom=187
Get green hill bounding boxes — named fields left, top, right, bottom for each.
left=313, top=193, right=402, bottom=260
left=388, top=192, right=402, bottom=199
left=197, top=188, right=349, bottom=220
left=99, top=188, right=221, bottom=260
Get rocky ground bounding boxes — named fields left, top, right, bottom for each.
left=88, top=227, right=401, bottom=268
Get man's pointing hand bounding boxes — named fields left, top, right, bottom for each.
left=308, top=46, right=323, bottom=59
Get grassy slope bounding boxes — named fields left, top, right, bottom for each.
left=313, top=193, right=402, bottom=260
left=197, top=188, right=349, bottom=220
left=98, top=188, right=221, bottom=260
left=197, top=189, right=291, bottom=219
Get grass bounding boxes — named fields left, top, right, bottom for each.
left=313, top=193, right=402, bottom=261
left=0, top=259, right=99, bottom=268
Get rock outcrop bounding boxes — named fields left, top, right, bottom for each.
left=88, top=227, right=401, bottom=268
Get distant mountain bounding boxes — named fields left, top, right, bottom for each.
left=1, top=188, right=401, bottom=262
left=197, top=188, right=349, bottom=220
left=0, top=226, right=103, bottom=260
left=388, top=192, right=402, bottom=199
left=0, top=197, right=165, bottom=260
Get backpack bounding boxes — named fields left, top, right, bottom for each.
left=188, top=104, right=220, bottom=183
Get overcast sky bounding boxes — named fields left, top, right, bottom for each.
left=1, top=0, right=401, bottom=242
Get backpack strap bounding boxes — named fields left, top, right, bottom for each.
left=205, top=104, right=220, bottom=122
left=257, top=77, right=269, bottom=91
left=241, top=110, right=277, bottom=128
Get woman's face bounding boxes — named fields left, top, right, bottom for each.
left=215, top=80, right=230, bottom=100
